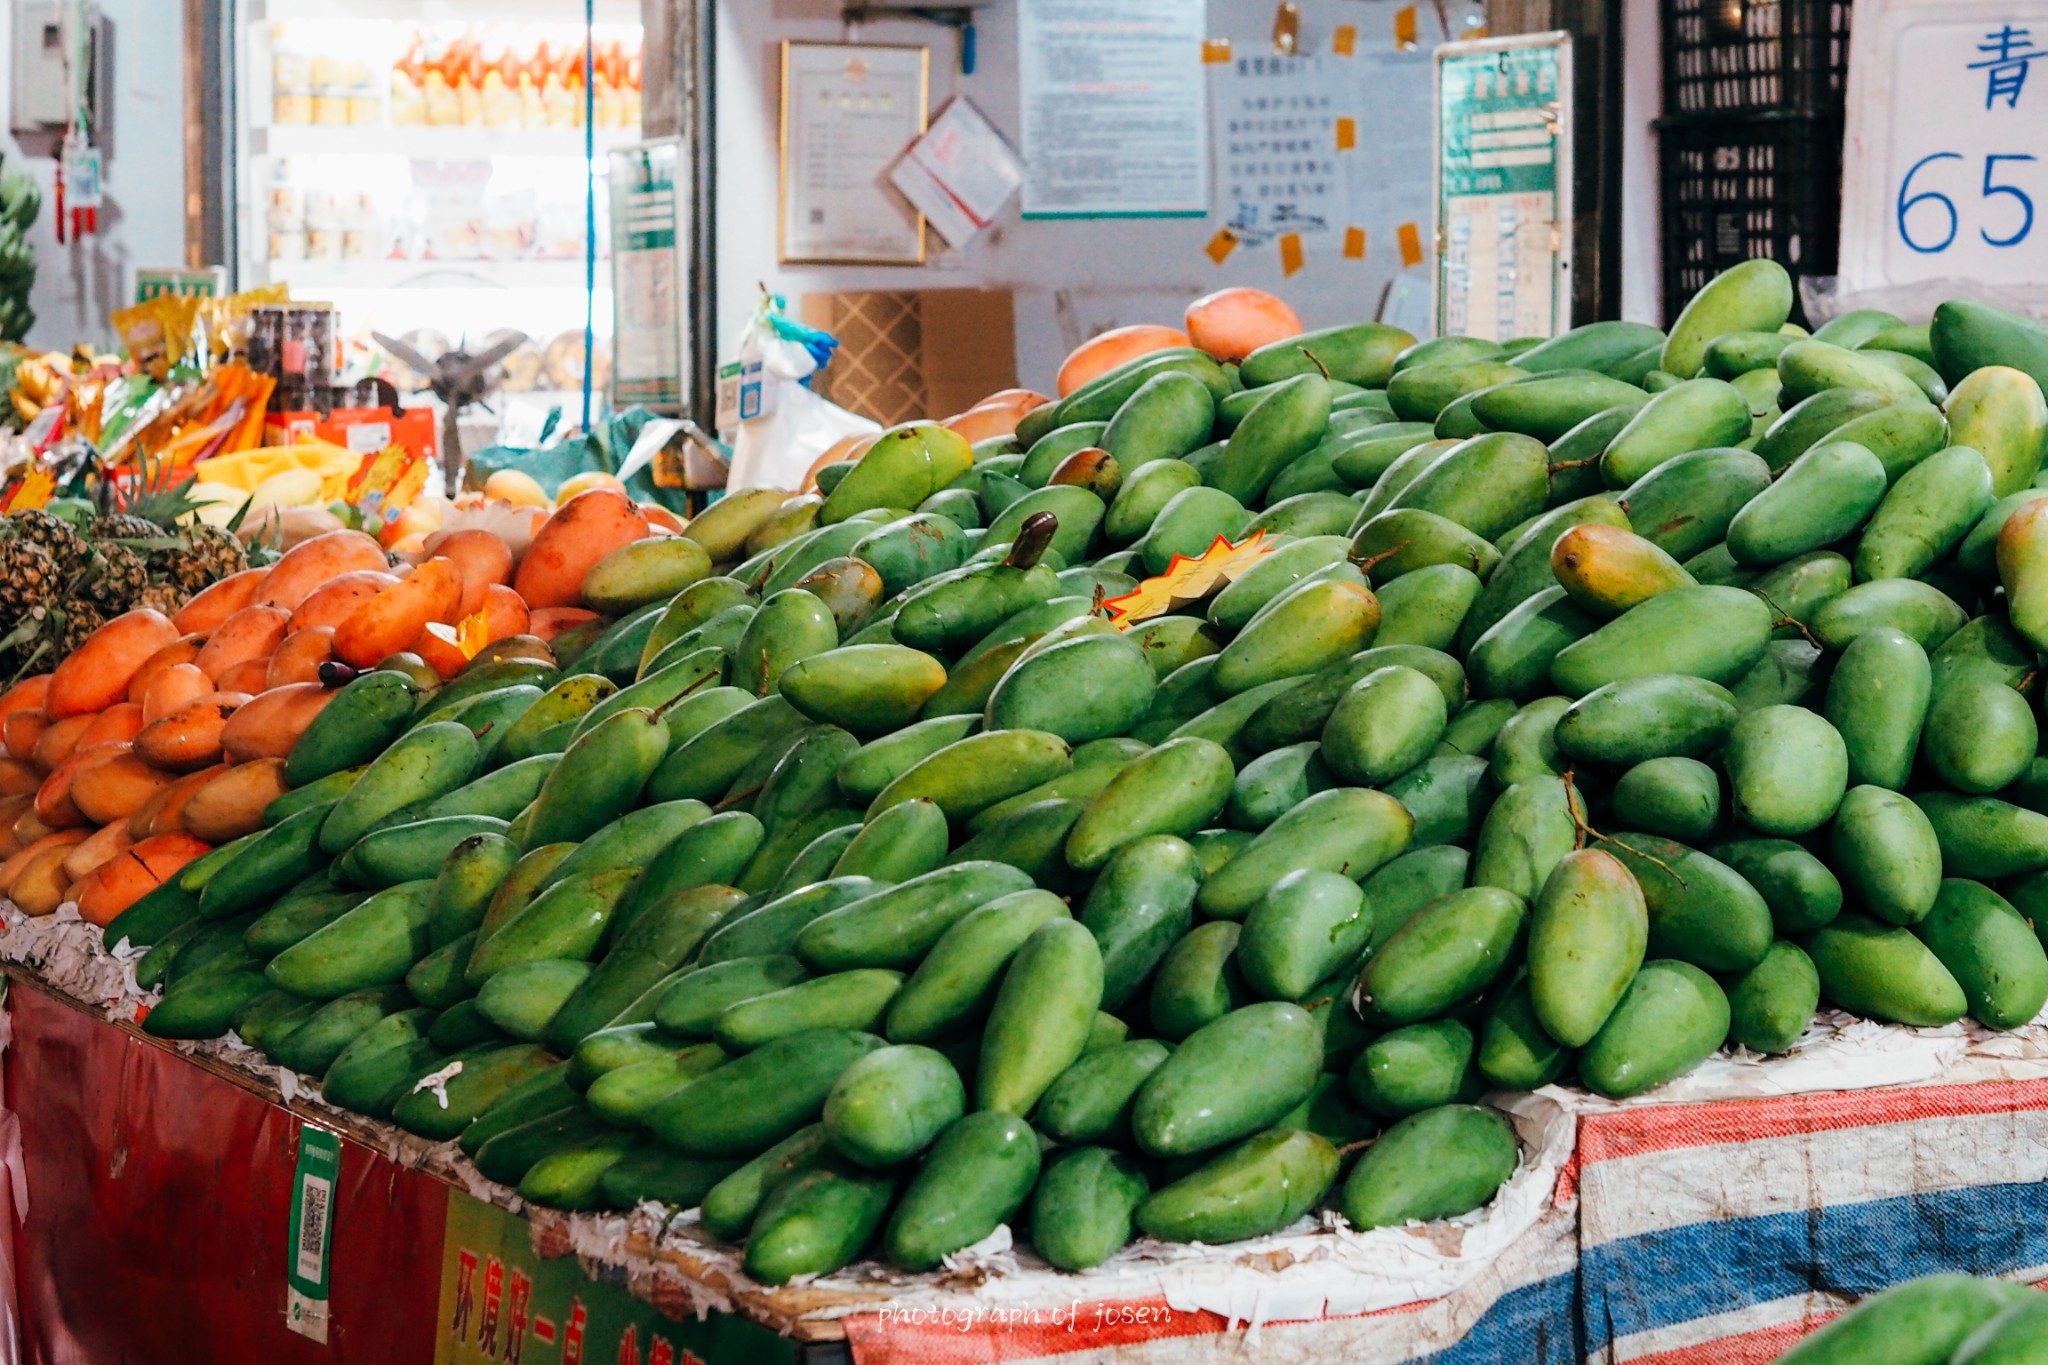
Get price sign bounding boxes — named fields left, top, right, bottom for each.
left=1841, top=1, right=2048, bottom=291
left=1434, top=34, right=1574, bottom=342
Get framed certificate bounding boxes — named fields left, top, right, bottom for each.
left=779, top=41, right=930, bottom=265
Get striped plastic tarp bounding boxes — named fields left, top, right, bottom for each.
left=1575, top=1077, right=2048, bottom=1363
left=840, top=1206, right=1583, bottom=1365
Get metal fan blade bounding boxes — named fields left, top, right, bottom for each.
left=447, top=332, right=529, bottom=388
left=372, top=331, right=440, bottom=378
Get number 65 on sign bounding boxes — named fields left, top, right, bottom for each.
left=1841, top=0, right=2048, bottom=292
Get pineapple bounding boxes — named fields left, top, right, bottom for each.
left=94, top=510, right=165, bottom=543
left=136, top=582, right=183, bottom=615
left=83, top=542, right=151, bottom=613
left=121, top=469, right=250, bottom=591
left=0, top=534, right=55, bottom=619
left=159, top=522, right=248, bottom=592
left=7, top=508, right=86, bottom=577
left=52, top=601, right=104, bottom=655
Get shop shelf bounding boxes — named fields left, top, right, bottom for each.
left=1663, top=0, right=1852, bottom=116
left=252, top=0, right=641, bottom=22
left=1657, top=110, right=1843, bottom=324
left=261, top=258, right=602, bottom=290
left=252, top=124, right=642, bottom=161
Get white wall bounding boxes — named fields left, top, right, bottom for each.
left=716, top=0, right=1439, bottom=398
left=0, top=0, right=189, bottom=350
left=1618, top=0, right=1662, bottom=324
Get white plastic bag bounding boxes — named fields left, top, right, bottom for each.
left=724, top=306, right=879, bottom=493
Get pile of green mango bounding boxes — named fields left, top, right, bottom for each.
left=1770, top=1273, right=2048, bottom=1363
left=91, top=257, right=2048, bottom=1288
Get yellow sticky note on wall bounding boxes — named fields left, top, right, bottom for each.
left=1394, top=5, right=1419, bottom=47
left=1206, top=229, right=1240, bottom=264
left=1203, top=39, right=1233, bottom=64
left=1333, top=24, right=1358, bottom=56
left=1343, top=227, right=1368, bottom=260
left=1335, top=117, right=1358, bottom=151
left=1279, top=233, right=1306, bottom=277
left=1398, top=222, right=1425, bottom=267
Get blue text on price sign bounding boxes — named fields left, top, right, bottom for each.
left=1842, top=1, right=2048, bottom=291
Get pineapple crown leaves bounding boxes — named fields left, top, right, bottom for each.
left=113, top=452, right=260, bottom=551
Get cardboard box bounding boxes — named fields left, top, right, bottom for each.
left=801, top=288, right=1017, bottom=426
left=265, top=405, right=439, bottom=463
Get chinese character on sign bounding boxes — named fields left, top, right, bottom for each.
left=617, top=1325, right=642, bottom=1365
left=505, top=1271, right=533, bottom=1365
left=649, top=1339, right=674, bottom=1365
left=451, top=1249, right=478, bottom=1343
left=478, top=1257, right=506, bottom=1356
left=560, top=1298, right=587, bottom=1365
left=1969, top=25, right=2046, bottom=109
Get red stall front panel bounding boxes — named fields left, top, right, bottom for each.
left=7, top=979, right=447, bottom=1365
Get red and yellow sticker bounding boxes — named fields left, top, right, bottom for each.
left=1103, top=532, right=1281, bottom=629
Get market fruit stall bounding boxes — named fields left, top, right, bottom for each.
left=11, top=265, right=2048, bottom=1359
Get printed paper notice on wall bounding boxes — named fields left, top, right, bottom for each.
left=1839, top=0, right=2048, bottom=294
left=889, top=97, right=1026, bottom=249
left=1210, top=53, right=1347, bottom=245
left=1018, top=0, right=1209, bottom=219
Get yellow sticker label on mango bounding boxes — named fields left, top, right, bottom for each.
left=1103, top=532, right=1280, bottom=629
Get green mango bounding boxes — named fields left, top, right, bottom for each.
left=1946, top=364, right=2048, bottom=495
left=1137, top=1127, right=1339, bottom=1244
left=1468, top=371, right=1647, bottom=443
left=1913, top=879, right=2048, bottom=1029
left=1854, top=444, right=1995, bottom=580
left=1340, top=1103, right=1518, bottom=1229
left=1754, top=389, right=1894, bottom=473
left=1601, top=378, right=1753, bottom=487
left=1030, top=1147, right=1151, bottom=1271
left=1549, top=585, right=1771, bottom=696
left=1198, top=787, right=1413, bottom=920
left=1139, top=486, right=1251, bottom=575
left=1358, top=886, right=1526, bottom=1025
left=1347, top=1019, right=1480, bottom=1118
left=1602, top=834, right=1773, bottom=973
left=1710, top=837, right=1842, bottom=935
left=1810, top=579, right=1968, bottom=652
left=1611, top=757, right=1722, bottom=842
left=1777, top=339, right=1926, bottom=407
left=1578, top=959, right=1730, bottom=1098
left=1661, top=260, right=1794, bottom=377
left=883, top=1111, right=1041, bottom=1271
left=1553, top=674, right=1738, bottom=765
left=1773, top=1273, right=2036, bottom=1365
left=1809, top=914, right=1967, bottom=1026
left=1725, top=439, right=1887, bottom=567
left=1102, top=370, right=1218, bottom=472
left=1726, top=941, right=1820, bottom=1053
left=1616, top=446, right=1771, bottom=561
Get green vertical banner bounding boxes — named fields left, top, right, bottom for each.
left=434, top=1191, right=796, bottom=1365
left=286, top=1124, right=341, bottom=1343
left=1434, top=32, right=1574, bottom=343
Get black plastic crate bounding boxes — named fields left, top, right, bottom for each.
left=1658, top=112, right=1843, bottom=325
left=1665, top=0, right=1852, bottom=115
